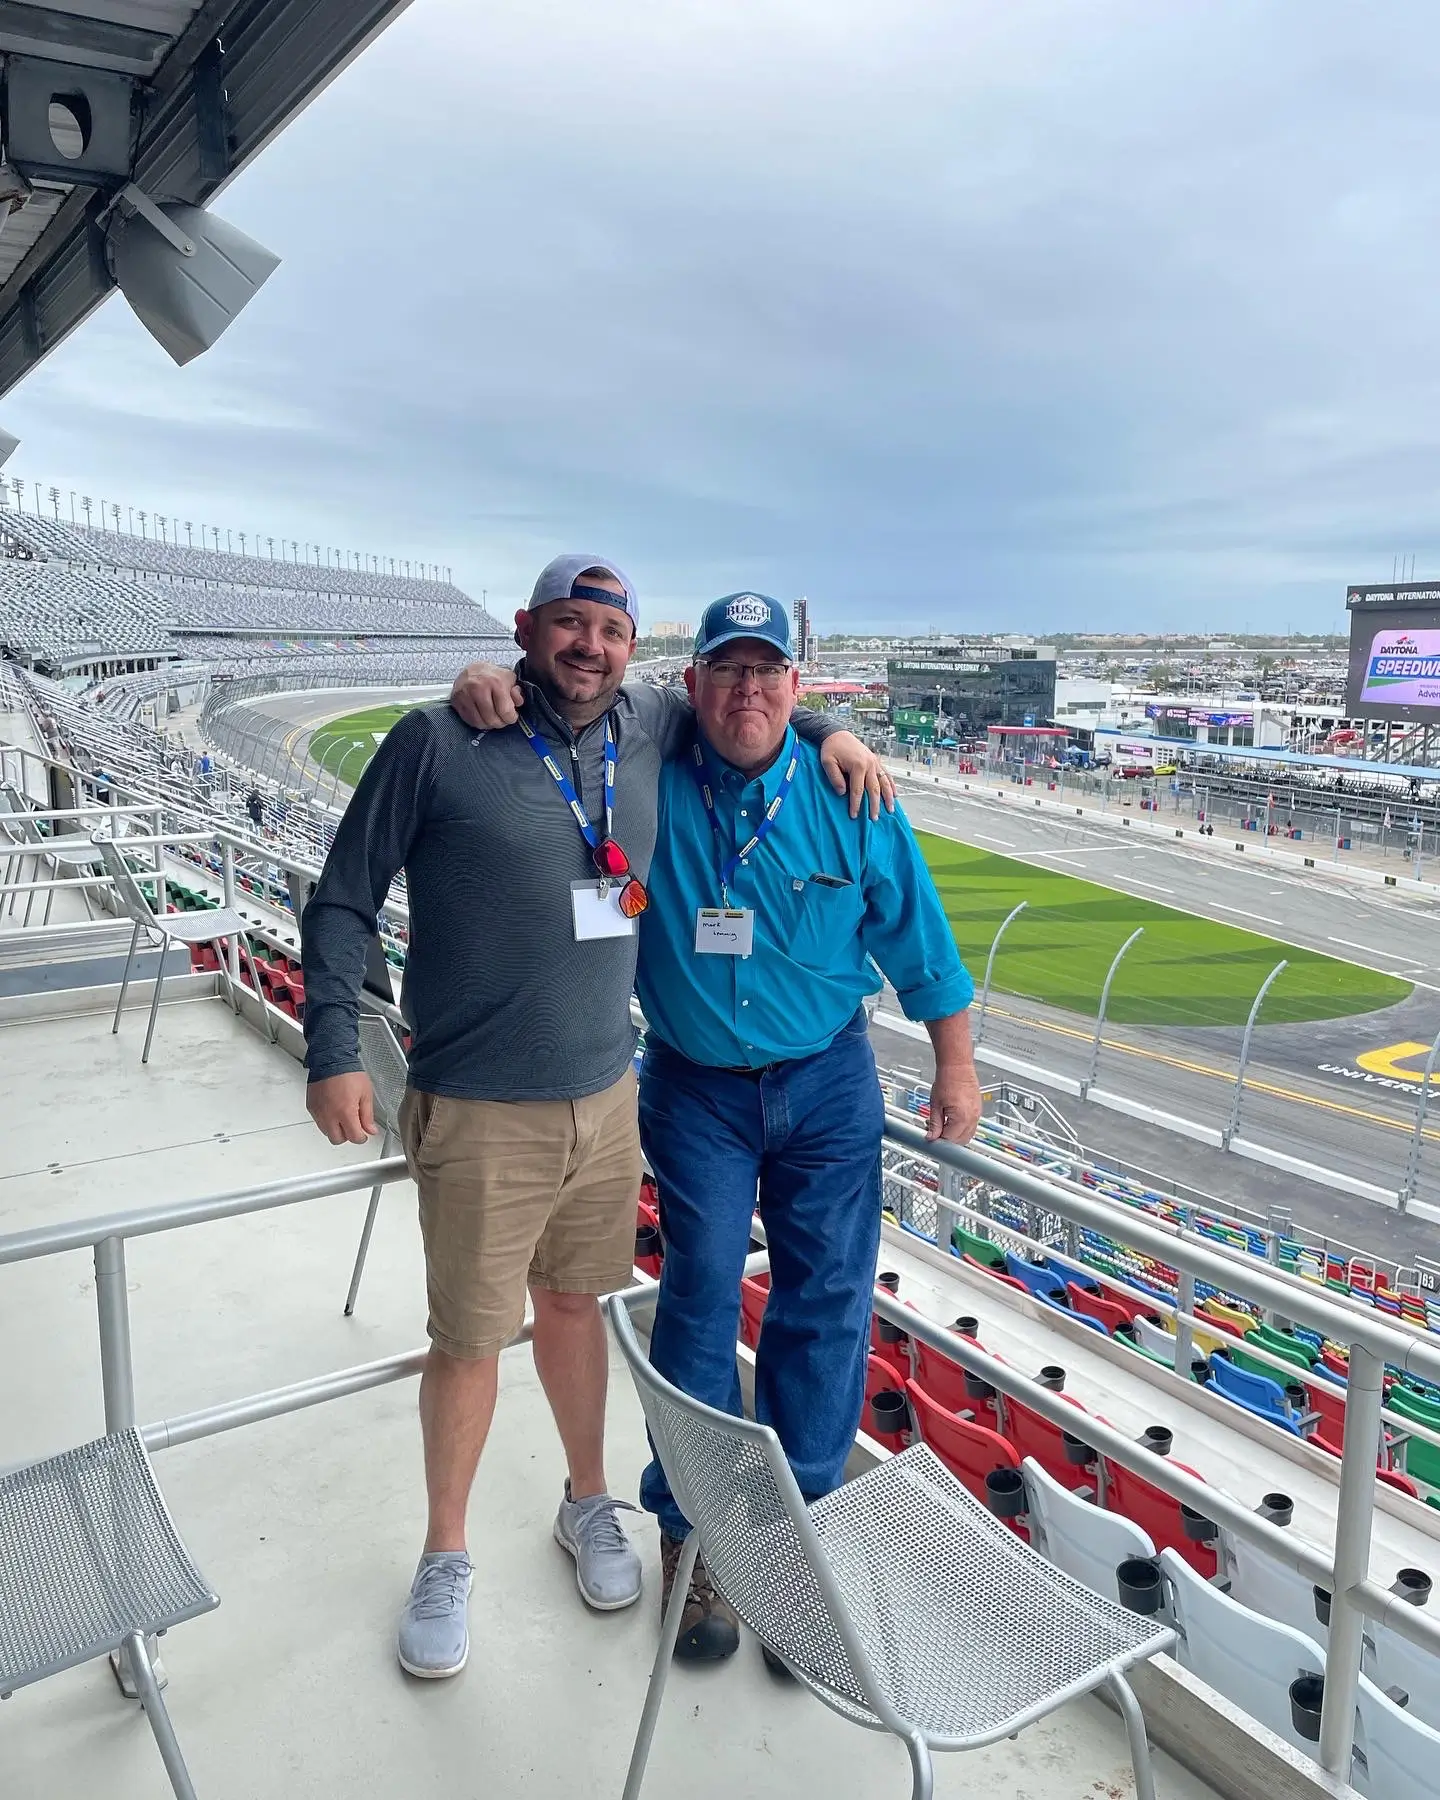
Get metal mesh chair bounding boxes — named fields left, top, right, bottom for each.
left=342, top=1013, right=410, bottom=1315
left=2, top=782, right=105, bottom=924
left=90, top=831, right=277, bottom=1064
left=606, top=1294, right=1175, bottom=1800
left=0, top=1430, right=218, bottom=1799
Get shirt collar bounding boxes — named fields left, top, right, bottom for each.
left=700, top=724, right=797, bottom=803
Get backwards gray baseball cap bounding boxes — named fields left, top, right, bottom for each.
left=527, top=553, right=638, bottom=631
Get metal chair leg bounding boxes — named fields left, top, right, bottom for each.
left=212, top=935, right=241, bottom=1016
left=621, top=1530, right=700, bottom=1800
left=344, top=1130, right=394, bottom=1316
left=900, top=1728, right=934, bottom=1800
left=238, top=936, right=279, bottom=1044
left=121, top=1632, right=200, bottom=1800
left=1107, top=1670, right=1158, bottom=1800
left=113, top=920, right=143, bottom=1036
left=142, top=942, right=168, bottom=1064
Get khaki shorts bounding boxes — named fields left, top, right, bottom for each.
left=399, top=1066, right=641, bottom=1360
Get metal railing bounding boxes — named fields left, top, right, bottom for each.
left=879, top=1114, right=1440, bottom=1778
left=3, top=1118, right=1440, bottom=1782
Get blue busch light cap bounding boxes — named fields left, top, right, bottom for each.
left=693, top=592, right=792, bottom=660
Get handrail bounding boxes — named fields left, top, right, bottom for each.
left=865, top=1286, right=1440, bottom=1670
left=882, top=1111, right=1440, bottom=1774
left=0, top=1157, right=410, bottom=1266
left=886, top=1113, right=1440, bottom=1384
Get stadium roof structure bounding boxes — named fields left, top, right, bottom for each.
left=1097, top=728, right=1440, bottom=784
left=0, top=0, right=414, bottom=396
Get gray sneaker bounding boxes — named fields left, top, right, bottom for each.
left=397, top=1551, right=473, bottom=1678
left=553, top=1483, right=643, bottom=1611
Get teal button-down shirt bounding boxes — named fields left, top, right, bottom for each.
left=635, top=726, right=974, bottom=1067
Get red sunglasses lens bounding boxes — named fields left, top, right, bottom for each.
left=618, top=878, right=649, bottom=918
left=594, top=839, right=631, bottom=878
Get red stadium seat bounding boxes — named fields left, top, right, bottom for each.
left=1101, top=1455, right=1218, bottom=1576
left=739, top=1274, right=770, bottom=1351
left=1067, top=1282, right=1133, bottom=1334
left=905, top=1378, right=1020, bottom=1504
left=998, top=1393, right=1096, bottom=1494
left=912, top=1335, right=977, bottom=1414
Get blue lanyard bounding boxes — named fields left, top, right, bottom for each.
left=517, top=711, right=615, bottom=849
left=688, top=738, right=797, bottom=904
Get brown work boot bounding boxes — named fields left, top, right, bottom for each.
left=660, top=1532, right=740, bottom=1661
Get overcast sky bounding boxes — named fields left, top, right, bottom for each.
left=6, top=0, right=1440, bottom=633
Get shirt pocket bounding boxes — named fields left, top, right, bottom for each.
left=781, top=872, right=864, bottom=969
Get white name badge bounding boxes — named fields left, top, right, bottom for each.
left=695, top=907, right=754, bottom=957
left=571, top=881, right=638, bottom=942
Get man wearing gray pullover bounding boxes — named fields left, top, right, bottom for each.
left=300, top=554, right=882, bottom=1680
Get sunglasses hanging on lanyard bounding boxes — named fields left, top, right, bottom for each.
left=517, top=713, right=649, bottom=937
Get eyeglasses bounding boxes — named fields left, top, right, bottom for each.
left=593, top=837, right=649, bottom=917
left=699, top=658, right=792, bottom=689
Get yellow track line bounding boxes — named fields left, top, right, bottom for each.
left=986, top=1004, right=1440, bottom=1142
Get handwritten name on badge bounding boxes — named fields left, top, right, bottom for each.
left=695, top=907, right=755, bottom=957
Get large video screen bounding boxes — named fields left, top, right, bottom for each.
left=1345, top=584, right=1440, bottom=725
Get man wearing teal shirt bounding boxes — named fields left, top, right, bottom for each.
left=636, top=592, right=981, bottom=1667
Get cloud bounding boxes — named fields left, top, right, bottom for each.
left=7, top=0, right=1440, bottom=630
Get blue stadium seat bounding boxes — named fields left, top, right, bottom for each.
left=1207, top=1354, right=1308, bottom=1436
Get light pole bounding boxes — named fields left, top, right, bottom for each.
left=48, top=485, right=59, bottom=518
left=111, top=503, right=121, bottom=532
left=136, top=509, right=147, bottom=538
left=226, top=529, right=232, bottom=553
left=82, top=496, right=92, bottom=530
left=185, top=521, right=193, bottom=546
left=68, top=489, right=76, bottom=523
left=238, top=531, right=247, bottom=555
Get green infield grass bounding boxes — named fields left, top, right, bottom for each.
left=308, top=703, right=419, bottom=780
left=915, top=831, right=1411, bottom=1027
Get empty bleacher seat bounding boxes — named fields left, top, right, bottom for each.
left=1158, top=1546, right=1326, bottom=1753
left=1365, top=1607, right=1440, bottom=1733
left=1222, top=1527, right=1330, bottom=1645
left=1207, top=1353, right=1311, bottom=1436
left=1003, top=1252, right=1068, bottom=1302
left=1021, top=1455, right=1153, bottom=1603
left=1101, top=1453, right=1217, bottom=1576
left=904, top=1377, right=1020, bottom=1501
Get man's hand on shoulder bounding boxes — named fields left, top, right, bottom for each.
left=819, top=731, right=897, bottom=822
left=307, top=1072, right=379, bottom=1146
left=451, top=661, right=524, bottom=730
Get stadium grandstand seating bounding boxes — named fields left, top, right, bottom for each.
left=0, top=497, right=509, bottom=676
left=0, top=508, right=467, bottom=604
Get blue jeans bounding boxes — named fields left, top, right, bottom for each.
left=637, top=1011, right=885, bottom=1542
